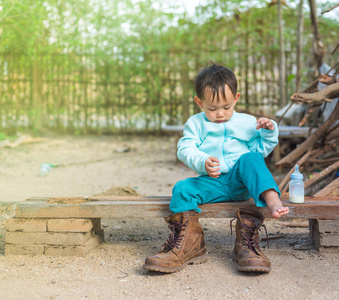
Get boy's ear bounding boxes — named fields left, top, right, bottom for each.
left=233, top=92, right=240, bottom=105
left=194, top=96, right=204, bottom=109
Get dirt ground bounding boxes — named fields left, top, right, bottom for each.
left=0, top=134, right=338, bottom=300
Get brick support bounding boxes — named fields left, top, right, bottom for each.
left=5, top=218, right=104, bottom=256
left=6, top=218, right=47, bottom=232
left=47, top=219, right=93, bottom=232
left=309, top=219, right=339, bottom=254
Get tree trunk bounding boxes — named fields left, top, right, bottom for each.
left=278, top=0, right=287, bottom=106
left=296, top=0, right=304, bottom=92
left=308, top=0, right=325, bottom=75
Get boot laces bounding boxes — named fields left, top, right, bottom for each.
left=162, top=220, right=188, bottom=252
left=230, top=217, right=269, bottom=251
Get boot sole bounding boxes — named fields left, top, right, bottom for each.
left=231, top=252, right=271, bottom=273
left=143, top=253, right=208, bottom=273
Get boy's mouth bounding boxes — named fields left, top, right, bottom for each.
left=216, top=120, right=226, bottom=123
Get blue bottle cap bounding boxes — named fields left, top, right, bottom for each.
left=291, top=165, right=303, bottom=180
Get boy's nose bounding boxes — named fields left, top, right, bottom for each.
left=216, top=110, right=224, bottom=117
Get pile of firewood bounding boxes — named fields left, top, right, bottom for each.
left=276, top=65, right=339, bottom=197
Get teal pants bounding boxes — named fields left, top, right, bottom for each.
left=170, top=152, right=280, bottom=214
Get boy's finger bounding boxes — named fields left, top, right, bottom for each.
left=209, top=172, right=220, bottom=178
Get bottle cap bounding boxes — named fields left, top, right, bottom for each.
left=291, top=165, right=303, bottom=180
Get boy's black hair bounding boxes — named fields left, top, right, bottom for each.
left=195, top=62, right=238, bottom=102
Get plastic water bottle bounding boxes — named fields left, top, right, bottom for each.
left=289, top=165, right=304, bottom=203
left=39, top=163, right=51, bottom=177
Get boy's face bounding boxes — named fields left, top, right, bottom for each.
left=194, top=84, right=240, bottom=123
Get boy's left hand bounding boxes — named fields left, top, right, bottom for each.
left=256, top=117, right=275, bottom=131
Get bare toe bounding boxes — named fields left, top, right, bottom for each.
left=272, top=211, right=281, bottom=219
left=272, top=206, right=289, bottom=218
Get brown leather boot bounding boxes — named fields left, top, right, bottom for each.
left=231, top=208, right=271, bottom=272
left=143, top=211, right=208, bottom=273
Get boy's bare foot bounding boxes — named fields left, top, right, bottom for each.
left=261, top=189, right=289, bottom=219
left=268, top=204, right=289, bottom=219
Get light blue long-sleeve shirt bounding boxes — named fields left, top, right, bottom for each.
left=177, top=111, right=279, bottom=175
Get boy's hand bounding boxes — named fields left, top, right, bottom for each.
left=256, top=117, right=275, bottom=131
left=205, top=157, right=221, bottom=178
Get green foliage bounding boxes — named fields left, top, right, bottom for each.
left=0, top=132, right=18, bottom=141
left=0, top=0, right=338, bottom=133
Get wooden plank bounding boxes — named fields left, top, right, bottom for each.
left=15, top=197, right=339, bottom=219
left=32, top=195, right=339, bottom=203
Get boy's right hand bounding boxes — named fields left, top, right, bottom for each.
left=205, top=157, right=221, bottom=178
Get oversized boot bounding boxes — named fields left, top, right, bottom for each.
left=231, top=208, right=271, bottom=272
left=143, top=211, right=208, bottom=273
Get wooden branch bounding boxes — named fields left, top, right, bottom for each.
left=328, top=90, right=339, bottom=99
left=299, top=107, right=315, bottom=127
left=318, top=74, right=339, bottom=85
left=291, top=82, right=339, bottom=103
left=277, top=102, right=294, bottom=125
left=331, top=42, right=339, bottom=55
left=321, top=3, right=339, bottom=14
left=314, top=177, right=339, bottom=197
left=328, top=122, right=339, bottom=134
left=307, top=157, right=339, bottom=165
left=276, top=101, right=339, bottom=167
left=278, top=149, right=317, bottom=191
left=308, top=0, right=325, bottom=70
left=309, top=141, right=339, bottom=160
left=304, top=160, right=339, bottom=189
left=303, top=63, right=339, bottom=93
left=326, top=128, right=339, bottom=141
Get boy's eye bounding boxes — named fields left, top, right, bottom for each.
left=224, top=107, right=231, bottom=110
left=208, top=108, right=216, bottom=111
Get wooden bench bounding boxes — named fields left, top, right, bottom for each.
left=5, top=196, right=339, bottom=256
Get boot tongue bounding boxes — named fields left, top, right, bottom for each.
left=170, top=213, right=184, bottom=223
left=242, top=217, right=260, bottom=235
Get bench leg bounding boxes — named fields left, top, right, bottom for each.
left=309, top=219, right=339, bottom=254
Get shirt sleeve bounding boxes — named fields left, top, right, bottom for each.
left=177, top=119, right=210, bottom=174
left=247, top=120, right=279, bottom=157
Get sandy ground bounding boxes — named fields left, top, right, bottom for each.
left=0, top=134, right=338, bottom=300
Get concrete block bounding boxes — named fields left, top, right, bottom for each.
left=5, top=244, right=45, bottom=256
left=314, top=231, right=339, bottom=247
left=6, top=218, right=47, bottom=232
left=317, top=220, right=339, bottom=233
left=44, top=235, right=102, bottom=257
left=15, top=201, right=100, bottom=219
left=5, top=230, right=93, bottom=246
left=47, top=219, right=93, bottom=233
left=318, top=246, right=339, bottom=255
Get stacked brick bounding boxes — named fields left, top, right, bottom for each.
left=309, top=219, right=339, bottom=254
left=5, top=218, right=104, bottom=256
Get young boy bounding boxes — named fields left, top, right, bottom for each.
left=143, top=63, right=289, bottom=274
